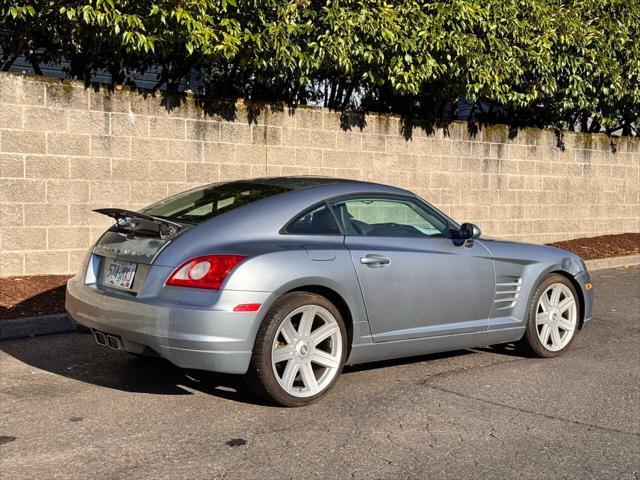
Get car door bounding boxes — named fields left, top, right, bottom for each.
left=329, top=195, right=495, bottom=342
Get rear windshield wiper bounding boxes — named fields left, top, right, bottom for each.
left=94, top=208, right=186, bottom=239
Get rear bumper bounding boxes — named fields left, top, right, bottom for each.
left=65, top=276, right=271, bottom=374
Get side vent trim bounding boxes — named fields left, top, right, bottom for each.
left=494, top=277, right=522, bottom=310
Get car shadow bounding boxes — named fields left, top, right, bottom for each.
left=472, top=342, right=533, bottom=358
left=342, top=341, right=533, bottom=374
left=0, top=331, right=274, bottom=407
left=342, top=349, right=474, bottom=374
left=0, top=330, right=528, bottom=405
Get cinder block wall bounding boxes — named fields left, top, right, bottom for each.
left=1, top=73, right=638, bottom=277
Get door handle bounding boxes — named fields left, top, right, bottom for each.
left=360, top=254, right=391, bottom=267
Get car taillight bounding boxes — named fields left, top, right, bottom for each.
left=166, top=255, right=246, bottom=290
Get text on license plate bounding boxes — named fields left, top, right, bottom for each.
left=105, top=260, right=137, bottom=289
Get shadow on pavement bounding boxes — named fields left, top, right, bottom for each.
left=343, top=349, right=474, bottom=374
left=0, top=331, right=274, bottom=406
left=1, top=329, right=529, bottom=405
left=472, top=342, right=534, bottom=357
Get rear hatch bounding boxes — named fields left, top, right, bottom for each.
left=91, top=209, right=189, bottom=295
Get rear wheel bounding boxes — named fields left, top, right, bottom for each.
left=521, top=274, right=579, bottom=357
left=245, top=292, right=347, bottom=407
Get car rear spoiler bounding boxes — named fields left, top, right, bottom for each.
left=93, top=208, right=186, bottom=239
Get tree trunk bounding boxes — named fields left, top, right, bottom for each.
left=28, top=54, right=43, bottom=75
left=1, top=51, right=20, bottom=71
left=341, top=82, right=355, bottom=109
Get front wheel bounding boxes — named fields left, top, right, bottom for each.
left=521, top=274, right=580, bottom=357
left=245, top=292, right=347, bottom=407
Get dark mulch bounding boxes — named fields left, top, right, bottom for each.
left=0, top=275, right=72, bottom=320
left=547, top=233, right=640, bottom=260
left=1, top=233, right=638, bottom=320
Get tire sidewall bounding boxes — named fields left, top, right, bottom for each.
left=250, top=292, right=347, bottom=407
left=525, top=273, right=580, bottom=358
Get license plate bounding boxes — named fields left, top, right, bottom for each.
left=104, top=260, right=137, bottom=289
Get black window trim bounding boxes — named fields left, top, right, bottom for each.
left=280, top=192, right=459, bottom=239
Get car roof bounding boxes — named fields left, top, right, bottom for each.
left=229, top=176, right=410, bottom=195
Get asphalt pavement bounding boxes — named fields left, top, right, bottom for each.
left=1, top=267, right=638, bottom=479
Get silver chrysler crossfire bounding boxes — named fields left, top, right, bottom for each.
left=66, top=177, right=593, bottom=406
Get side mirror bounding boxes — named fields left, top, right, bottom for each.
left=459, top=223, right=481, bottom=246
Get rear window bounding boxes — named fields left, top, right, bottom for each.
left=142, top=182, right=290, bottom=224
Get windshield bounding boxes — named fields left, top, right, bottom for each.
left=142, top=182, right=291, bottom=224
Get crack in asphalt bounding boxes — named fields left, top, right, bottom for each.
left=407, top=329, right=640, bottom=439
left=424, top=384, right=640, bottom=438
left=411, top=331, right=638, bottom=390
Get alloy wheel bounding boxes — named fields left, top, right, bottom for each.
left=271, top=304, right=343, bottom=398
left=535, top=282, right=578, bottom=352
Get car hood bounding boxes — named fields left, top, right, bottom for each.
left=479, top=237, right=586, bottom=272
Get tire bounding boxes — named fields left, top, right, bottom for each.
left=521, top=273, right=580, bottom=358
left=245, top=292, right=347, bottom=407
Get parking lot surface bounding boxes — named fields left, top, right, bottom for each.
left=1, top=267, right=639, bottom=479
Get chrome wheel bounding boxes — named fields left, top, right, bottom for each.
left=535, top=283, right=577, bottom=352
left=271, top=304, right=343, bottom=398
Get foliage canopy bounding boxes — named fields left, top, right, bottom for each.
left=2, top=0, right=638, bottom=135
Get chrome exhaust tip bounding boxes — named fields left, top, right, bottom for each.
left=94, top=330, right=121, bottom=350
left=94, top=331, right=107, bottom=346
left=106, top=335, right=120, bottom=350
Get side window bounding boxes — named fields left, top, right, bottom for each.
left=286, top=204, right=341, bottom=235
left=330, top=197, right=450, bottom=237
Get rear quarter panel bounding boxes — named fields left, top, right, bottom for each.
left=223, top=237, right=373, bottom=346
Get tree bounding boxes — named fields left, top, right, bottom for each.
left=1, top=0, right=638, bottom=135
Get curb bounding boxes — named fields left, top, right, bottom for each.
left=585, top=254, right=640, bottom=271
left=0, top=313, right=74, bottom=341
left=0, top=256, right=638, bottom=341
